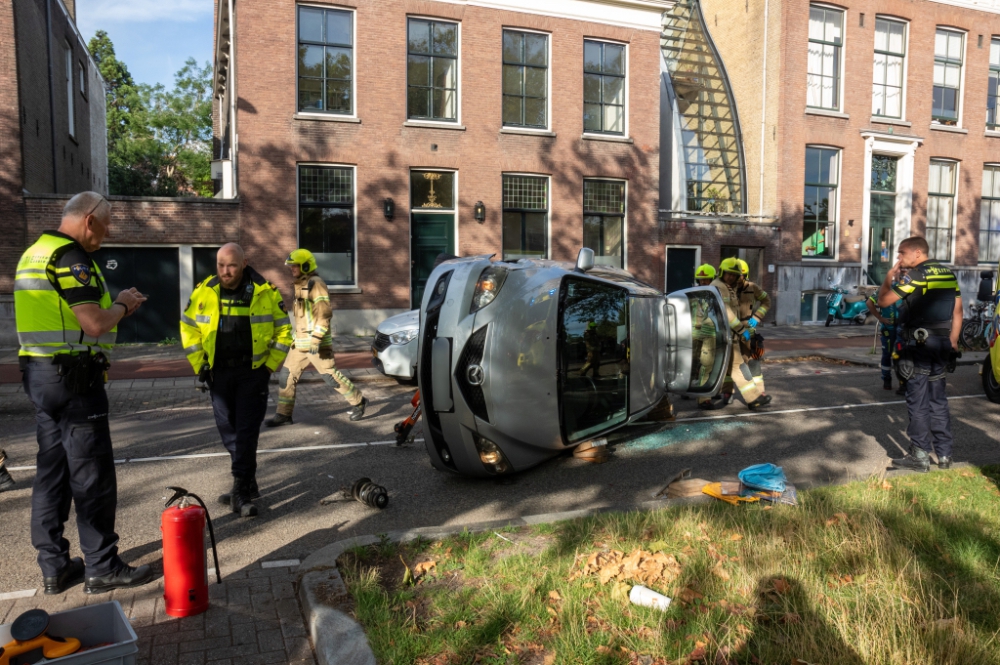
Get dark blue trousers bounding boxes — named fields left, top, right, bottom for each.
left=23, top=362, right=120, bottom=578
left=880, top=327, right=896, bottom=381
left=210, top=365, right=271, bottom=481
left=904, top=336, right=954, bottom=458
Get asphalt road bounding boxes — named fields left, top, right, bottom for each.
left=0, top=361, right=997, bottom=595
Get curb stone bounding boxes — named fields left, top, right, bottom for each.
left=295, top=497, right=710, bottom=665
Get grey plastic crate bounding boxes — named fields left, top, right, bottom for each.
left=0, top=600, right=138, bottom=665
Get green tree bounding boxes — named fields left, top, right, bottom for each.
left=87, top=32, right=213, bottom=197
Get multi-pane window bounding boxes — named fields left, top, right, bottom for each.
left=502, top=30, right=547, bottom=128
left=988, top=39, right=1000, bottom=130
left=297, top=6, right=353, bottom=114
left=927, top=160, right=956, bottom=261
left=583, top=179, right=625, bottom=268
left=65, top=44, right=74, bottom=137
left=299, top=166, right=356, bottom=285
left=407, top=19, right=458, bottom=122
left=933, top=29, right=964, bottom=124
left=502, top=175, right=548, bottom=260
left=980, top=167, right=1000, bottom=263
left=583, top=40, right=625, bottom=134
left=807, top=6, right=843, bottom=110
left=872, top=19, right=905, bottom=118
left=802, top=147, right=839, bottom=258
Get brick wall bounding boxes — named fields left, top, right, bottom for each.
left=21, top=195, right=241, bottom=247
left=232, top=0, right=663, bottom=308
left=0, top=0, right=27, bottom=299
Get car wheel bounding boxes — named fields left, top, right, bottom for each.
left=984, top=362, right=1000, bottom=404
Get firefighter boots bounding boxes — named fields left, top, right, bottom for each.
left=349, top=397, right=368, bottom=421
left=265, top=413, right=293, bottom=427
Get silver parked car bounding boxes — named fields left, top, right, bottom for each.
left=371, top=309, right=419, bottom=381
left=417, top=249, right=734, bottom=477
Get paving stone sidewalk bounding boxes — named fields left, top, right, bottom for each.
left=0, top=563, right=315, bottom=665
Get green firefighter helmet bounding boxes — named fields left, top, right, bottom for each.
left=285, top=248, right=317, bottom=274
left=719, top=257, right=742, bottom=275
left=695, top=264, right=717, bottom=280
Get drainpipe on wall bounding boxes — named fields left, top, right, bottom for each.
left=45, top=0, right=58, bottom=193
left=758, top=0, right=769, bottom=220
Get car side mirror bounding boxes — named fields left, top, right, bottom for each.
left=575, top=248, right=595, bottom=273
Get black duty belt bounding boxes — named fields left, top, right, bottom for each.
left=215, top=355, right=253, bottom=369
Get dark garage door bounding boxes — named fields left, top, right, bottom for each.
left=92, top=247, right=180, bottom=343
left=192, top=247, right=222, bottom=287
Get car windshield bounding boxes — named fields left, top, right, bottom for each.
left=557, top=277, right=629, bottom=443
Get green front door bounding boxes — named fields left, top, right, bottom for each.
left=869, top=195, right=895, bottom=285
left=411, top=213, right=455, bottom=308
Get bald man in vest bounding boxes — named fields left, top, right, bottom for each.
left=15, top=192, right=155, bottom=595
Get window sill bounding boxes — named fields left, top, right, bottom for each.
left=403, top=121, right=466, bottom=131
left=294, top=113, right=361, bottom=124
left=870, top=116, right=911, bottom=127
left=801, top=256, right=837, bottom=262
left=581, top=133, right=633, bottom=144
left=985, top=129, right=1000, bottom=138
left=500, top=127, right=556, bottom=137
left=328, top=286, right=362, bottom=294
left=805, top=108, right=849, bottom=119
left=929, top=123, right=968, bottom=134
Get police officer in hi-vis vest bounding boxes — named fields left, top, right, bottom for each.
left=180, top=243, right=292, bottom=517
left=15, top=192, right=155, bottom=595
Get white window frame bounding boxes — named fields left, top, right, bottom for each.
left=802, top=144, right=843, bottom=262
left=295, top=162, right=360, bottom=290
left=988, top=38, right=1000, bottom=131
left=582, top=177, right=628, bottom=270
left=663, top=244, right=701, bottom=292
left=407, top=168, right=461, bottom=295
left=405, top=15, right=462, bottom=126
left=500, top=26, right=552, bottom=133
left=932, top=27, right=967, bottom=128
left=807, top=3, right=846, bottom=113
left=581, top=38, right=629, bottom=139
left=872, top=16, right=908, bottom=120
left=295, top=3, right=358, bottom=120
left=65, top=42, right=75, bottom=138
left=980, top=163, right=1000, bottom=265
left=926, top=158, right=960, bottom=264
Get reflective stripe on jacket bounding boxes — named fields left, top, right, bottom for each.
left=14, top=233, right=116, bottom=358
left=179, top=267, right=292, bottom=373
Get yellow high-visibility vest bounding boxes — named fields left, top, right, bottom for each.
left=180, top=268, right=292, bottom=373
left=14, top=233, right=116, bottom=358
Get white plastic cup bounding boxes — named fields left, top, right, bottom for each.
left=629, top=585, right=671, bottom=611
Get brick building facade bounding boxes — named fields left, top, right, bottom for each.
left=213, top=0, right=672, bottom=331
left=698, top=0, right=1000, bottom=324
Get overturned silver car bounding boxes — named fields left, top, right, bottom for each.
left=417, top=250, right=734, bottom=477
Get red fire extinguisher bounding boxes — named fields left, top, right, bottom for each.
left=161, top=487, right=221, bottom=618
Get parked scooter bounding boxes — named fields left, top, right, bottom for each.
left=825, top=283, right=870, bottom=326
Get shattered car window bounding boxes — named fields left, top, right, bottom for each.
left=558, top=277, right=629, bottom=443
left=689, top=290, right=728, bottom=391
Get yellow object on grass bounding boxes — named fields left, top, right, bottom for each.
left=702, top=482, right=760, bottom=505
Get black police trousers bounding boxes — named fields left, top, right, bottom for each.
left=210, top=364, right=271, bottom=481
left=23, top=361, right=120, bottom=578
left=904, top=336, right=954, bottom=458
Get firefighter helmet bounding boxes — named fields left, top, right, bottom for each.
left=694, top=264, right=717, bottom=280
left=736, top=259, right=749, bottom=276
left=719, top=257, right=742, bottom=275
left=285, top=248, right=317, bottom=274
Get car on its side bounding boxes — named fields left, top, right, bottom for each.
left=371, top=309, right=419, bottom=382
left=417, top=249, right=734, bottom=477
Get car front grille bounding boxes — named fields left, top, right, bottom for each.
left=373, top=333, right=392, bottom=352
left=455, top=325, right=489, bottom=423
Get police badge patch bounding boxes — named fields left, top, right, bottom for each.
left=70, top=263, right=91, bottom=285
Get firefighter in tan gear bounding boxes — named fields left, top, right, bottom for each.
left=735, top=259, right=772, bottom=404
left=693, top=264, right=722, bottom=409
left=709, top=258, right=769, bottom=409
left=265, top=249, right=367, bottom=426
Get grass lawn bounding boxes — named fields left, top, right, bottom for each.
left=339, top=466, right=1000, bottom=665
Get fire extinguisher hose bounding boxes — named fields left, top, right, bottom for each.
left=165, top=486, right=222, bottom=584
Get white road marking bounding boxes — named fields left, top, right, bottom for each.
left=261, top=559, right=300, bottom=568
left=0, top=588, right=37, bottom=601
left=677, top=394, right=986, bottom=424
left=7, top=439, right=425, bottom=472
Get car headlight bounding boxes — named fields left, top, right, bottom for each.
left=389, top=329, right=418, bottom=345
left=470, top=266, right=509, bottom=313
left=473, top=434, right=511, bottom=474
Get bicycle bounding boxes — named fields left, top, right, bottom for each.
left=960, top=300, right=994, bottom=350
